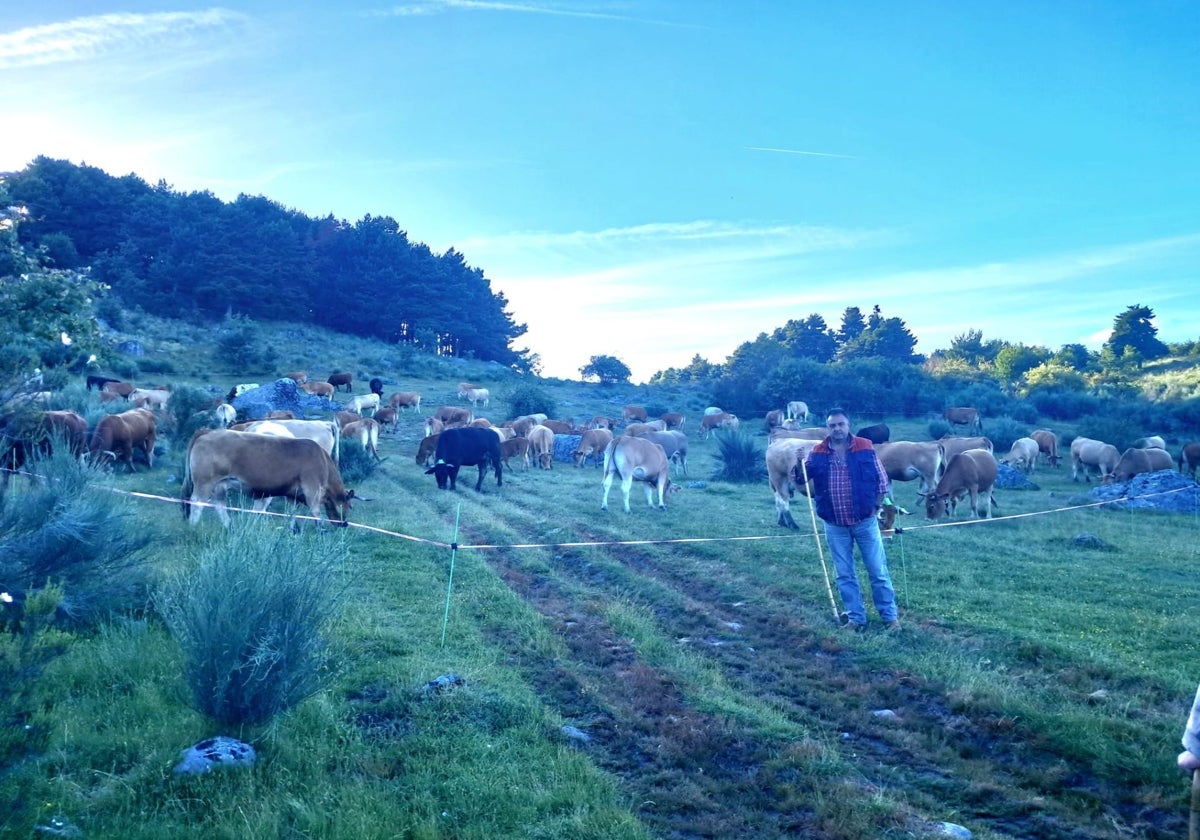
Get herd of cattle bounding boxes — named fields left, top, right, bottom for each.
left=4, top=379, right=1199, bottom=532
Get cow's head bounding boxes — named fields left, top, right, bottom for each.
left=425, top=458, right=458, bottom=489
left=925, top=493, right=950, bottom=520
left=326, top=488, right=355, bottom=525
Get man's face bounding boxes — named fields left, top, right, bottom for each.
left=826, top=414, right=850, bottom=444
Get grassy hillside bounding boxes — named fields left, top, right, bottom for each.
left=3, top=315, right=1199, bottom=839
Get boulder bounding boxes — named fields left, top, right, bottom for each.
left=1084, top=469, right=1200, bottom=512
left=993, top=463, right=1038, bottom=490
left=173, top=736, right=256, bottom=774
left=231, top=378, right=339, bottom=420
left=553, top=434, right=583, bottom=464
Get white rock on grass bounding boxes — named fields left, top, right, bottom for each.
left=172, top=736, right=257, bottom=775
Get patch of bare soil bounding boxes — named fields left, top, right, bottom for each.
left=475, top=531, right=1185, bottom=840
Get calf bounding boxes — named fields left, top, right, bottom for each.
left=698, top=412, right=739, bottom=440
left=573, top=428, right=613, bottom=468
left=1032, top=429, right=1060, bottom=467
left=389, top=391, right=422, bottom=412
left=1179, top=442, right=1200, bottom=479
left=327, top=372, right=353, bottom=393
left=342, top=418, right=382, bottom=461
left=302, top=381, right=335, bottom=399
left=425, top=427, right=503, bottom=492
left=500, top=436, right=531, bottom=470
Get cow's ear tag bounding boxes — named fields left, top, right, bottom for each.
left=436, top=458, right=445, bottom=465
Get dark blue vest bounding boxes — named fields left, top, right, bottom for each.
left=805, top=438, right=880, bottom=524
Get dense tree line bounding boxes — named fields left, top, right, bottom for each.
left=2, top=157, right=530, bottom=370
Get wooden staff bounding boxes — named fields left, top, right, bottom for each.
left=1190, top=768, right=1199, bottom=840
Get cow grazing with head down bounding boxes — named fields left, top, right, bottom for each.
left=573, top=428, right=613, bottom=468
left=500, top=436, right=531, bottom=470
left=425, top=427, right=503, bottom=491
left=1031, top=429, right=1060, bottom=467
left=283, top=371, right=308, bottom=385
left=434, top=406, right=473, bottom=426
left=237, top=418, right=341, bottom=464
left=102, top=380, right=135, bottom=400
left=943, top=406, right=983, bottom=434
left=874, top=440, right=946, bottom=501
left=86, top=375, right=122, bottom=392
left=601, top=436, right=678, bottom=513
left=342, top=418, right=382, bottom=461
left=369, top=377, right=384, bottom=397
left=527, top=424, right=555, bottom=469
left=641, top=430, right=689, bottom=476
left=1134, top=435, right=1166, bottom=450
left=373, top=407, right=399, bottom=433
left=925, top=448, right=998, bottom=520
left=1179, top=442, right=1200, bottom=479
left=1104, top=446, right=1174, bottom=483
left=1070, top=437, right=1121, bottom=483
left=939, top=435, right=994, bottom=466
left=182, top=429, right=354, bottom=528
left=302, top=381, right=335, bottom=399
left=89, top=408, right=158, bottom=471
left=659, top=412, right=685, bottom=431
left=214, top=403, right=237, bottom=428
left=622, top=405, right=648, bottom=424
left=698, top=412, right=739, bottom=440
left=327, top=372, right=353, bottom=393
left=1001, top=437, right=1039, bottom=474
left=1, top=409, right=89, bottom=489
left=389, top=392, right=422, bottom=412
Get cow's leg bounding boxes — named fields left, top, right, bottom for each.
left=621, top=474, right=634, bottom=513
left=601, top=469, right=615, bottom=511
left=474, top=463, right=486, bottom=492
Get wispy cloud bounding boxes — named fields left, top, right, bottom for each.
left=746, top=146, right=857, bottom=159
left=377, top=0, right=697, bottom=27
left=0, top=9, right=248, bottom=70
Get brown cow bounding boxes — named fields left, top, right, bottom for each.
left=182, top=429, right=354, bottom=528
left=1104, top=446, right=1174, bottom=483
left=266, top=410, right=295, bottom=420
left=1070, top=437, right=1121, bottom=483
left=1031, top=429, right=1060, bottom=467
left=698, top=412, right=739, bottom=440
left=434, top=405, right=473, bottom=426
left=925, top=448, right=998, bottom=520
left=1179, top=442, right=1200, bottom=479
left=327, top=372, right=353, bottom=393
left=89, top=408, right=158, bottom=471
left=0, top=409, right=89, bottom=488
left=336, top=410, right=360, bottom=429
left=416, top=433, right=440, bottom=467
left=659, top=412, right=685, bottom=431
left=765, top=409, right=785, bottom=429
left=622, top=405, right=648, bottom=424
left=527, top=425, right=555, bottom=469
left=102, top=380, right=135, bottom=399
left=302, top=381, right=335, bottom=399
left=601, top=436, right=678, bottom=513
left=342, top=418, right=382, bottom=461
left=573, top=428, right=613, bottom=468
left=373, top=407, right=399, bottom=433
left=541, top=419, right=574, bottom=434
left=389, top=392, right=422, bottom=412
left=283, top=371, right=308, bottom=384
left=943, top=406, right=982, bottom=434
left=500, top=436, right=531, bottom=470
left=875, top=441, right=946, bottom=500
left=939, top=435, right=994, bottom=465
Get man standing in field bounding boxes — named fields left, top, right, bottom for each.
left=803, top=408, right=901, bottom=632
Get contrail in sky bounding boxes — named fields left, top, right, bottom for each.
left=746, top=146, right=856, bottom=159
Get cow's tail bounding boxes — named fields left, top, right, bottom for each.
left=180, top=431, right=197, bottom=520
left=330, top=420, right=341, bottom=464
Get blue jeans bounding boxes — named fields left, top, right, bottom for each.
left=823, top=517, right=898, bottom=625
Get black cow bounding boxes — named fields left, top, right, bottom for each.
left=369, top=377, right=384, bottom=397
left=86, top=375, right=121, bottom=391
left=856, top=423, right=890, bottom=444
left=424, top=427, right=503, bottom=492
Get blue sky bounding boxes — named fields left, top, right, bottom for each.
left=2, top=2, right=1197, bottom=381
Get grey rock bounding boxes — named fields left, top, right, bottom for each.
left=231, top=378, right=339, bottom=420
left=422, top=673, right=464, bottom=694
left=937, top=822, right=973, bottom=839
left=34, top=815, right=82, bottom=837
left=553, top=434, right=583, bottom=464
left=1073, top=533, right=1108, bottom=549
left=173, top=736, right=257, bottom=774
left=1085, top=469, right=1200, bottom=512
left=561, top=725, right=592, bottom=743
left=871, top=709, right=899, bottom=720
left=993, top=463, right=1038, bottom=490
left=687, top=481, right=708, bottom=489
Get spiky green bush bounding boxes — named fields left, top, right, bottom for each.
left=711, top=430, right=762, bottom=483
left=337, top=437, right=378, bottom=485
left=0, top=446, right=153, bottom=628
left=156, top=520, right=346, bottom=727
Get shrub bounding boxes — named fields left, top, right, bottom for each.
left=139, top=357, right=176, bottom=374
left=166, top=384, right=224, bottom=444
left=156, top=520, right=346, bottom=727
left=215, top=316, right=276, bottom=373
left=506, top=382, right=557, bottom=419
left=1029, top=389, right=1100, bottom=421
left=927, top=419, right=952, bottom=439
left=337, top=438, right=379, bottom=485
left=1073, top=416, right=1138, bottom=453
left=711, top=430, right=763, bottom=483
left=984, top=416, right=1029, bottom=455
left=109, top=357, right=140, bottom=379
left=0, top=447, right=154, bottom=628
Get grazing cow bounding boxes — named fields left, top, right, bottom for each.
left=102, top=380, right=135, bottom=400
left=1134, top=435, right=1166, bottom=450
left=1001, top=437, right=1039, bottom=474
left=86, top=375, right=122, bottom=392
left=943, top=406, right=983, bottom=434
left=785, top=401, right=809, bottom=423
left=335, top=411, right=360, bottom=429
left=342, top=418, right=382, bottom=461
left=424, top=417, right=446, bottom=438
left=389, top=392, right=421, bottom=412
left=660, top=412, right=685, bottom=431
left=1031, top=429, right=1060, bottom=467
left=182, top=430, right=354, bottom=528
left=1070, top=437, right=1121, bottom=482
left=573, top=428, right=614, bottom=468
left=266, top=410, right=295, bottom=420
left=347, top=393, right=380, bottom=416
left=1179, top=442, right=1200, bottom=479
left=214, top=403, right=237, bottom=428
left=434, top=406, right=473, bottom=426
left=302, top=381, right=335, bottom=399
left=1104, top=446, right=1174, bottom=483
left=238, top=419, right=341, bottom=464
left=588, top=416, right=618, bottom=430
left=415, top=433, right=440, bottom=467
left=856, top=423, right=890, bottom=444
left=527, top=424, right=555, bottom=469
left=425, top=427, right=503, bottom=491
left=283, top=371, right=308, bottom=384
left=624, top=422, right=659, bottom=437
left=925, top=449, right=998, bottom=520
left=703, top=407, right=723, bottom=416
left=509, top=416, right=538, bottom=437
left=327, top=372, right=354, bottom=393
left=939, top=435, right=994, bottom=466
left=641, top=430, right=689, bottom=476
left=875, top=441, right=946, bottom=500
left=462, top=387, right=490, bottom=407
left=0, top=409, right=89, bottom=489
left=457, top=382, right=478, bottom=398
left=369, top=377, right=384, bottom=397
left=373, top=407, right=399, bottom=433
left=622, top=405, right=648, bottom=424
left=765, top=437, right=819, bottom=528
left=601, top=436, right=677, bottom=513
left=698, top=412, right=739, bottom=439
left=500, top=436, right=531, bottom=470
left=541, top=419, right=574, bottom=434
left=765, top=409, right=785, bottom=429
left=88, top=408, right=158, bottom=471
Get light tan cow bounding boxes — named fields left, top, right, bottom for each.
left=302, top=381, right=335, bottom=399
left=939, top=435, right=994, bottom=465
left=943, top=406, right=982, bottom=434
left=659, top=412, right=685, bottom=431
left=1031, top=429, right=1060, bottom=467
left=601, top=436, right=677, bottom=513
left=1070, top=437, right=1121, bottom=483
left=1134, top=435, right=1166, bottom=450
left=434, top=406, right=473, bottom=426
left=527, top=424, right=555, bottom=469
left=698, top=412, right=739, bottom=440
left=130, top=387, right=171, bottom=411
left=1104, top=446, right=1174, bottom=483
left=346, top=393, right=380, bottom=416
left=1001, top=437, right=1039, bottom=474
left=573, top=428, right=614, bottom=468
left=765, top=437, right=819, bottom=529
left=622, top=405, right=648, bottom=423
left=925, top=449, right=998, bottom=520
left=389, top=391, right=422, bottom=412
left=500, top=436, right=531, bottom=470
left=1179, top=442, right=1200, bottom=479
left=342, top=418, right=382, bottom=461
left=239, top=418, right=341, bottom=464
left=875, top=441, right=946, bottom=500
left=463, top=387, right=490, bottom=407
left=785, top=401, right=809, bottom=423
